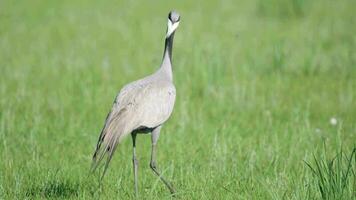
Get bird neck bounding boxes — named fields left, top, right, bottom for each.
left=160, top=32, right=175, bottom=81
left=163, top=32, right=175, bottom=60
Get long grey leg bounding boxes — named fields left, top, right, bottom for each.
left=150, top=126, right=176, bottom=195
left=131, top=133, right=138, bottom=197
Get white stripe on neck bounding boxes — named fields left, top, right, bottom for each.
left=166, top=20, right=179, bottom=38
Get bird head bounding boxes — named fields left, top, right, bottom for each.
left=166, top=10, right=180, bottom=38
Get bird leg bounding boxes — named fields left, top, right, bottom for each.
left=150, top=126, right=176, bottom=195
left=131, top=132, right=138, bottom=197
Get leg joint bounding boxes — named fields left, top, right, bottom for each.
left=150, top=161, right=157, bottom=170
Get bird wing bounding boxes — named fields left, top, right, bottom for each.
left=91, top=82, right=144, bottom=177
left=91, top=79, right=176, bottom=178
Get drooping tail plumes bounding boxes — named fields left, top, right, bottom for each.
left=91, top=107, right=131, bottom=179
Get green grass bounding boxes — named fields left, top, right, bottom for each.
left=0, top=0, right=355, bottom=199
left=305, top=148, right=356, bottom=200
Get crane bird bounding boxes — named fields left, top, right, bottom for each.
left=91, top=11, right=181, bottom=196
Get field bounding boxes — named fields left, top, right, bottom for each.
left=0, top=0, right=355, bottom=199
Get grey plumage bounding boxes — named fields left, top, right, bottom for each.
left=91, top=10, right=181, bottom=195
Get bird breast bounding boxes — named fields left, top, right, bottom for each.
left=137, top=82, right=176, bottom=128
left=115, top=80, right=176, bottom=129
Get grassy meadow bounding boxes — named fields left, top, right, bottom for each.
left=1, top=0, right=355, bottom=199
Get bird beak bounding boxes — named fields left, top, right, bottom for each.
left=166, top=19, right=180, bottom=38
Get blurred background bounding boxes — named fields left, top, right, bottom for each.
left=0, top=0, right=355, bottom=199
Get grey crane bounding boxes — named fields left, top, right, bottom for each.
left=91, top=11, right=181, bottom=196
